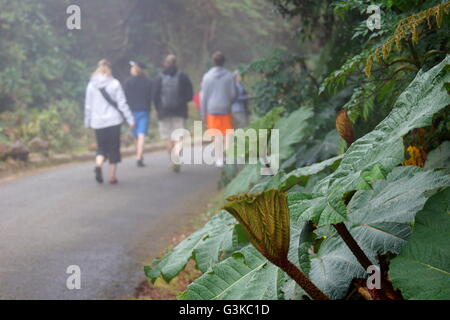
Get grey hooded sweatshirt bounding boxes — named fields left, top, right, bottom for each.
left=201, top=67, right=237, bottom=118
left=84, top=74, right=134, bottom=129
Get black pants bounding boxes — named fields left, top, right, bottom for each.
left=95, top=125, right=122, bottom=164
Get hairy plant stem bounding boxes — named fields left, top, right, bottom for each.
left=333, top=222, right=373, bottom=270
left=334, top=125, right=373, bottom=271
left=282, top=259, right=330, bottom=300
left=333, top=224, right=391, bottom=300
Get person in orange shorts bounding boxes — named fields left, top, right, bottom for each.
left=201, top=51, right=237, bottom=167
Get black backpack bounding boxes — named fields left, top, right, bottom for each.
left=160, top=72, right=181, bottom=110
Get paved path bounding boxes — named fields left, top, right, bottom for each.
left=0, top=149, right=220, bottom=299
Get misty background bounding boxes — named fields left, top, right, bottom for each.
left=0, top=0, right=302, bottom=112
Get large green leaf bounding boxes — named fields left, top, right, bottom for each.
left=292, top=55, right=450, bottom=227
left=182, top=216, right=309, bottom=300
left=249, top=106, right=285, bottom=131
left=193, top=213, right=237, bottom=273
left=250, top=155, right=342, bottom=196
left=279, top=220, right=310, bottom=300
left=249, top=171, right=285, bottom=194
left=224, top=107, right=314, bottom=197
left=144, top=228, right=207, bottom=283
left=389, top=188, right=450, bottom=300
left=425, top=141, right=450, bottom=170
left=274, top=107, right=314, bottom=162
left=180, top=245, right=279, bottom=300
left=224, top=164, right=262, bottom=197
left=298, top=167, right=450, bottom=299
left=145, top=211, right=237, bottom=282
left=295, top=130, right=341, bottom=168
left=280, top=155, right=343, bottom=191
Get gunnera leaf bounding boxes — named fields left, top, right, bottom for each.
left=145, top=211, right=237, bottom=283
left=180, top=245, right=279, bottom=300
left=224, top=190, right=290, bottom=265
left=291, top=55, right=450, bottom=227
left=389, top=188, right=450, bottom=300
left=424, top=141, right=450, bottom=170
left=296, top=166, right=450, bottom=299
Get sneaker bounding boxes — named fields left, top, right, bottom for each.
left=137, top=159, right=146, bottom=168
left=94, top=167, right=103, bottom=184
left=214, top=159, right=224, bottom=168
left=109, top=178, right=119, bottom=185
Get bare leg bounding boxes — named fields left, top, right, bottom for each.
left=96, top=155, right=105, bottom=167
left=167, top=139, right=182, bottom=172
left=214, top=135, right=225, bottom=167
left=172, top=139, right=183, bottom=163
left=165, top=139, right=174, bottom=155
left=109, top=163, right=117, bottom=182
left=94, top=155, right=105, bottom=183
left=173, top=140, right=183, bottom=156
left=136, top=134, right=145, bottom=160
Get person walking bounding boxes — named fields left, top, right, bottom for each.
left=153, top=54, right=193, bottom=173
left=84, top=59, right=135, bottom=184
left=201, top=51, right=237, bottom=167
left=231, top=71, right=250, bottom=129
left=124, top=61, right=153, bottom=167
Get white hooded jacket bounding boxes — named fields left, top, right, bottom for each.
left=84, top=75, right=134, bottom=129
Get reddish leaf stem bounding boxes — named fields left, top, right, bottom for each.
left=283, top=260, right=330, bottom=300
left=333, top=222, right=373, bottom=270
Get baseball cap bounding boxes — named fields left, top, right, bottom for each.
left=129, top=61, right=147, bottom=70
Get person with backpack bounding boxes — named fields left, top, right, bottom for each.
left=201, top=51, right=237, bottom=167
left=84, top=59, right=135, bottom=184
left=123, top=61, right=153, bottom=167
left=153, top=54, right=194, bottom=172
left=232, top=71, right=250, bottom=129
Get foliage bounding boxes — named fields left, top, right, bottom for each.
left=0, top=100, right=90, bottom=154
left=146, top=0, right=450, bottom=301
left=292, top=56, right=449, bottom=227
left=275, top=107, right=314, bottom=162
left=243, top=50, right=319, bottom=115
left=0, top=0, right=87, bottom=112
left=365, top=2, right=450, bottom=76
left=180, top=245, right=278, bottom=300
left=224, top=164, right=263, bottom=198
left=146, top=56, right=450, bottom=300
left=295, top=167, right=450, bottom=298
left=389, top=188, right=450, bottom=300
left=224, top=106, right=313, bottom=196
left=424, top=141, right=450, bottom=170
left=280, top=155, right=343, bottom=191
left=145, top=211, right=238, bottom=283
left=321, top=0, right=449, bottom=128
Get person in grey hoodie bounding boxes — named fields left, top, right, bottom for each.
left=201, top=51, right=237, bottom=167
left=85, top=59, right=135, bottom=184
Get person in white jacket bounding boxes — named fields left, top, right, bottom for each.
left=85, top=59, right=135, bottom=184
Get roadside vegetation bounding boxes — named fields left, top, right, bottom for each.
left=145, top=0, right=450, bottom=300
